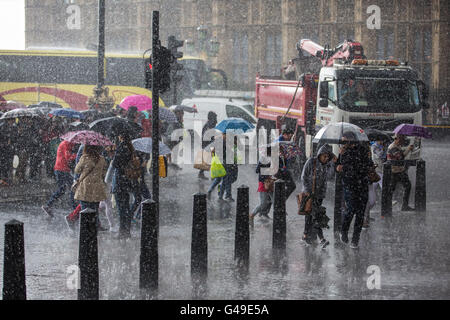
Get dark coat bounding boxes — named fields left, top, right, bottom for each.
left=301, top=144, right=333, bottom=200
left=338, top=143, right=373, bottom=189
left=111, top=141, right=135, bottom=193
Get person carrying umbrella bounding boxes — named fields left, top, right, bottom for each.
left=387, top=134, right=414, bottom=211
left=336, top=131, right=373, bottom=249
left=274, top=127, right=297, bottom=202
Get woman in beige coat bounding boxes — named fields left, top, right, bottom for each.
left=74, top=145, right=107, bottom=213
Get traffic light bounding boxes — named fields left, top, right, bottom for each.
left=144, top=57, right=152, bottom=89
left=144, top=46, right=173, bottom=93
left=168, top=35, right=184, bottom=84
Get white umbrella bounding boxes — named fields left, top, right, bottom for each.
left=169, top=105, right=197, bottom=113
left=313, top=122, right=368, bottom=144
left=132, top=137, right=172, bottom=155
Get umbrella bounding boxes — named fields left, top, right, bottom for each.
left=215, top=117, right=255, bottom=133
left=0, top=100, right=26, bottom=111
left=313, top=122, right=368, bottom=144
left=89, top=116, right=142, bottom=139
left=70, top=121, right=90, bottom=131
left=393, top=123, right=432, bottom=139
left=49, top=108, right=85, bottom=119
left=169, top=105, right=197, bottom=113
left=27, top=104, right=56, bottom=116
left=38, top=101, right=63, bottom=109
left=141, top=108, right=179, bottom=122
left=364, top=128, right=393, bottom=142
left=0, top=108, right=40, bottom=119
left=119, top=95, right=152, bottom=111
left=132, top=137, right=172, bottom=155
left=60, top=130, right=113, bottom=146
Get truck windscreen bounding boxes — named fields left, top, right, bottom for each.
left=337, top=78, right=421, bottom=113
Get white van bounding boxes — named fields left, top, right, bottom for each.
left=181, top=96, right=256, bottom=133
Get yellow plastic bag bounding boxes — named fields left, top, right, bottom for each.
left=159, top=155, right=167, bottom=178
left=210, top=154, right=226, bottom=178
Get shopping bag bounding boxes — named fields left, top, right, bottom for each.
left=210, top=154, right=226, bottom=178
left=159, top=155, right=168, bottom=178
left=194, top=150, right=212, bottom=171
left=296, top=192, right=313, bottom=215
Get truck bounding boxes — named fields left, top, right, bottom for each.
left=254, top=39, right=430, bottom=170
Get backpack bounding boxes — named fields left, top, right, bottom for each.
left=124, top=146, right=141, bottom=181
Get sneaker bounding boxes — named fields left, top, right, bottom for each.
left=249, top=214, right=255, bottom=227
left=340, top=232, right=349, bottom=244
left=320, top=239, right=330, bottom=249
left=65, top=215, right=76, bottom=231
left=110, top=225, right=119, bottom=233
left=260, top=214, right=271, bottom=220
left=349, top=242, right=359, bottom=249
left=97, top=225, right=109, bottom=232
left=392, top=200, right=398, bottom=206
left=41, top=205, right=54, bottom=218
left=362, top=223, right=370, bottom=229
left=401, top=206, right=414, bottom=211
left=224, top=196, right=235, bottom=202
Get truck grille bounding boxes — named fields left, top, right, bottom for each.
left=349, top=118, right=414, bottom=131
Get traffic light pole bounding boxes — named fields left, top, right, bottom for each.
left=151, top=10, right=160, bottom=243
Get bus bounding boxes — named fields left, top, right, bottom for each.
left=0, top=49, right=168, bottom=110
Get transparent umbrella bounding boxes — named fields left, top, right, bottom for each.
left=313, top=122, right=368, bottom=144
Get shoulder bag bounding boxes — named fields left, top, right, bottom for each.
left=296, top=160, right=317, bottom=216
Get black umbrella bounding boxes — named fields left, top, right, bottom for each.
left=70, top=121, right=90, bottom=131
left=364, top=128, right=392, bottom=142
left=38, top=101, right=63, bottom=109
left=89, top=116, right=142, bottom=139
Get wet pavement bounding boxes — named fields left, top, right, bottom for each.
left=0, top=139, right=449, bottom=300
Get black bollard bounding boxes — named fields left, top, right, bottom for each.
left=3, top=219, right=26, bottom=300
left=77, top=208, right=99, bottom=300
left=381, top=162, right=392, bottom=217
left=415, top=160, right=426, bottom=211
left=139, top=199, right=158, bottom=291
left=234, top=185, right=249, bottom=273
left=333, top=171, right=343, bottom=234
left=272, top=180, right=286, bottom=252
left=191, top=193, right=208, bottom=280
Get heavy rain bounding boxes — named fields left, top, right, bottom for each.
left=0, top=0, right=449, bottom=307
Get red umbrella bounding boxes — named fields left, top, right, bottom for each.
left=60, top=130, right=114, bottom=146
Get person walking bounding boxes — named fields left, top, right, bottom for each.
left=387, top=134, right=414, bottom=211
left=72, top=145, right=108, bottom=229
left=42, top=140, right=77, bottom=217
left=301, top=144, right=335, bottom=248
left=111, top=130, right=141, bottom=239
left=198, top=111, right=217, bottom=179
left=274, top=127, right=297, bottom=202
left=336, top=132, right=373, bottom=249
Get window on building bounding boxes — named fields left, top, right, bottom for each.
left=232, top=32, right=249, bottom=86
left=337, top=29, right=355, bottom=43
left=411, top=26, right=432, bottom=87
left=376, top=29, right=394, bottom=60
left=265, top=32, right=282, bottom=76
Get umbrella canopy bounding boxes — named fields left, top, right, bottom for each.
left=364, top=128, right=393, bottom=142
left=215, top=117, right=255, bottom=133
left=27, top=104, right=56, bottom=117
left=38, top=101, right=63, bottom=109
left=61, top=130, right=113, bottom=146
left=119, top=95, right=152, bottom=111
left=313, top=122, right=368, bottom=144
left=49, top=108, right=85, bottom=119
left=141, top=108, right=178, bottom=122
left=89, top=116, right=142, bottom=140
left=393, top=123, right=432, bottom=139
left=0, top=108, right=40, bottom=119
left=0, top=100, right=26, bottom=111
left=70, top=121, right=90, bottom=131
left=169, top=105, right=197, bottom=113
left=132, top=137, right=172, bottom=155
left=278, top=141, right=303, bottom=160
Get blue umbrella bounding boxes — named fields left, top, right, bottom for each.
left=215, top=117, right=255, bottom=133
left=49, top=108, right=84, bottom=119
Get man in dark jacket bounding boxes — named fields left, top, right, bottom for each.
left=336, top=131, right=373, bottom=249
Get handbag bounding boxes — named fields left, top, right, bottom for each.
left=263, top=177, right=276, bottom=192
left=368, top=165, right=381, bottom=183
left=297, top=160, right=317, bottom=216
left=193, top=150, right=211, bottom=171
left=71, top=159, right=99, bottom=193
left=159, top=155, right=168, bottom=178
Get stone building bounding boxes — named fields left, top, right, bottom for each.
left=25, top=0, right=449, bottom=114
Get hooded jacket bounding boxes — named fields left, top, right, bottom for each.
left=301, top=144, right=333, bottom=200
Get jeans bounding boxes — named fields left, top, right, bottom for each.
left=341, top=184, right=368, bottom=245
left=115, top=191, right=132, bottom=237
left=391, top=171, right=411, bottom=209
left=304, top=198, right=324, bottom=242
left=218, top=173, right=233, bottom=198
left=252, top=191, right=273, bottom=217
left=47, top=170, right=75, bottom=208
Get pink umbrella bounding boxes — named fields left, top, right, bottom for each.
left=60, top=130, right=114, bottom=146
left=119, top=95, right=152, bottom=111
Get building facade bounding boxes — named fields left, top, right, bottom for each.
left=25, top=0, right=449, bottom=117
